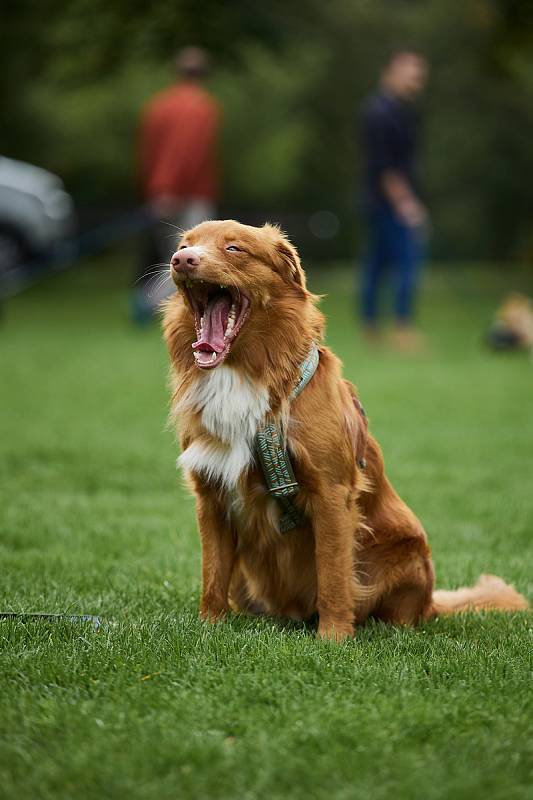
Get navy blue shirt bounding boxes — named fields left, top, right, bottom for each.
left=361, top=91, right=420, bottom=208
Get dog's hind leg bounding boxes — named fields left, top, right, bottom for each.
left=358, top=539, right=434, bottom=625
left=373, top=579, right=431, bottom=625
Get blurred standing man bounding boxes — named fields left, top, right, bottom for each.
left=133, top=46, right=220, bottom=322
left=360, top=50, right=429, bottom=349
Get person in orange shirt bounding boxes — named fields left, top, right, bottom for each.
left=133, top=47, right=221, bottom=322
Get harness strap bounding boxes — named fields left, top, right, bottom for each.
left=255, top=421, right=299, bottom=501
left=291, top=343, right=320, bottom=399
left=254, top=344, right=319, bottom=533
left=277, top=496, right=305, bottom=534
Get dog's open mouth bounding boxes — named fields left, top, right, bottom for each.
left=179, top=279, right=251, bottom=369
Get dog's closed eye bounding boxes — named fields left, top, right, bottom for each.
left=226, top=245, right=242, bottom=252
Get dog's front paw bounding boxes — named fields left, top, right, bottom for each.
left=200, top=601, right=229, bottom=624
left=317, top=619, right=354, bottom=642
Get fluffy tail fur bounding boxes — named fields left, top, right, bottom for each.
left=430, top=574, right=529, bottom=616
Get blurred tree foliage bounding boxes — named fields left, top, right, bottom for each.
left=2, top=0, right=533, bottom=259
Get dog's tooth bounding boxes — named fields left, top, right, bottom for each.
left=211, top=352, right=217, bottom=361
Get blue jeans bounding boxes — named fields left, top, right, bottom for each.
left=361, top=204, right=422, bottom=325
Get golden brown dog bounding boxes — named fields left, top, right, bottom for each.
left=163, top=220, right=528, bottom=640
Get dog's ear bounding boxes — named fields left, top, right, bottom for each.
left=276, top=238, right=306, bottom=289
left=264, top=224, right=307, bottom=290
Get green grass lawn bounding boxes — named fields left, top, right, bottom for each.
left=1, top=253, right=532, bottom=800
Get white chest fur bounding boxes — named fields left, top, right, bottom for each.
left=177, top=366, right=270, bottom=490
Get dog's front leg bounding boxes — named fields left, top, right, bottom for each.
left=195, top=489, right=235, bottom=623
left=312, top=486, right=356, bottom=641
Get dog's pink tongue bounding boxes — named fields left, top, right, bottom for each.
left=192, top=294, right=231, bottom=353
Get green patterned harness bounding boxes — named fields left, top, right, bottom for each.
left=254, top=343, right=320, bottom=533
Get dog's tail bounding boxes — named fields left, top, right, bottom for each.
left=429, top=574, right=529, bottom=616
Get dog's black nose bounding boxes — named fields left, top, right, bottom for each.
left=170, top=247, right=201, bottom=270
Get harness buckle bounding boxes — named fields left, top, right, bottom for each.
left=268, top=481, right=299, bottom=497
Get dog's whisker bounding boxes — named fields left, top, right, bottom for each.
left=136, top=271, right=167, bottom=285
left=160, top=221, right=187, bottom=235
left=148, top=274, right=172, bottom=298
left=135, top=264, right=172, bottom=286
left=141, top=269, right=167, bottom=285
left=144, top=272, right=171, bottom=294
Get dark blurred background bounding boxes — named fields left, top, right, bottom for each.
left=2, top=0, right=533, bottom=265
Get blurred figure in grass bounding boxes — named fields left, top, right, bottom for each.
left=132, top=47, right=221, bottom=323
left=360, top=49, right=429, bottom=350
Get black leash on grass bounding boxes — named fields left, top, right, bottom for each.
left=0, top=612, right=103, bottom=629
